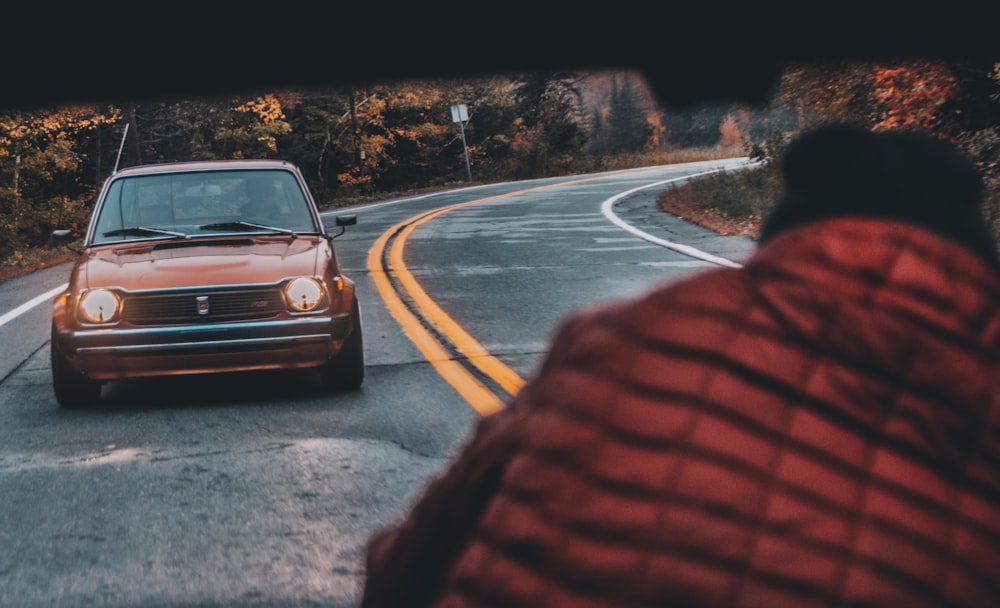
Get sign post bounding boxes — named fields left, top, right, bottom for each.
left=450, top=103, right=472, bottom=181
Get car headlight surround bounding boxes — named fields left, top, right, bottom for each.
left=77, top=288, right=122, bottom=324
left=284, top=277, right=326, bottom=312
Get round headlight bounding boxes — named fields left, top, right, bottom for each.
left=78, top=289, right=121, bottom=324
left=285, top=277, right=325, bottom=312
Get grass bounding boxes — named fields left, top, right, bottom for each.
left=657, top=159, right=781, bottom=238
left=658, top=160, right=1000, bottom=249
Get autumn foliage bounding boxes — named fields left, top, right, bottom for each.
left=870, top=62, right=957, bottom=132
left=662, top=59, right=1000, bottom=241
left=1, top=60, right=999, bottom=269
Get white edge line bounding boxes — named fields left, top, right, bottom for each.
left=0, top=283, right=67, bottom=328
left=600, top=162, right=756, bottom=269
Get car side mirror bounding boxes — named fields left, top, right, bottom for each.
left=53, top=229, right=75, bottom=240
left=52, top=229, right=83, bottom=251
left=330, top=215, right=357, bottom=239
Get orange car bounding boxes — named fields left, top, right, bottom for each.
left=50, top=160, right=363, bottom=408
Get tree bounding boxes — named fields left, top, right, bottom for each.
left=374, top=80, right=453, bottom=189
left=278, top=78, right=519, bottom=203
left=776, top=60, right=878, bottom=128
left=439, top=77, right=520, bottom=183
left=218, top=93, right=293, bottom=158
left=604, top=72, right=654, bottom=153
left=718, top=112, right=743, bottom=147
left=870, top=60, right=957, bottom=132
left=0, top=105, right=120, bottom=257
left=511, top=72, right=588, bottom=176
left=941, top=61, right=1000, bottom=239
left=273, top=88, right=351, bottom=203
left=123, top=93, right=292, bottom=165
left=664, top=104, right=730, bottom=148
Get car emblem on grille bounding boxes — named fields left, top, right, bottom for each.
left=196, top=295, right=210, bottom=315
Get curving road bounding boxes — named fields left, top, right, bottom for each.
left=0, top=160, right=757, bottom=607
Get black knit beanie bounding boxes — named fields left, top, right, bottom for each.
left=758, top=123, right=999, bottom=270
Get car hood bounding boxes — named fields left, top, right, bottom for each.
left=80, top=236, right=324, bottom=291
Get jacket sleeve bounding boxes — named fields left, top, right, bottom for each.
left=360, top=391, right=528, bottom=607
left=360, top=309, right=600, bottom=608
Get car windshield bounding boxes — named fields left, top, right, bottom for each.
left=90, top=168, right=319, bottom=244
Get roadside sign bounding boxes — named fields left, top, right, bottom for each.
left=450, top=103, right=472, bottom=180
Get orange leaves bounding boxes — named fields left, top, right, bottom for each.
left=234, top=94, right=288, bottom=124
left=870, top=61, right=957, bottom=131
left=778, top=62, right=875, bottom=125
left=719, top=113, right=742, bottom=146
left=780, top=60, right=961, bottom=136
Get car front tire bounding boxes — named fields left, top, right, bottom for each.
left=318, top=298, right=365, bottom=392
left=50, top=325, right=102, bottom=408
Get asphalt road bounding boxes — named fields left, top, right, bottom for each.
left=0, top=160, right=757, bottom=607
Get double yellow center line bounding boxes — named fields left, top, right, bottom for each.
left=366, top=171, right=670, bottom=416
left=366, top=189, right=535, bottom=416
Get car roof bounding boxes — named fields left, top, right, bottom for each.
left=112, top=159, right=296, bottom=177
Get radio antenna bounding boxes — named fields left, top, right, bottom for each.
left=112, top=122, right=130, bottom=175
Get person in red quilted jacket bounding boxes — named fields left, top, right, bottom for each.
left=361, top=124, right=1000, bottom=607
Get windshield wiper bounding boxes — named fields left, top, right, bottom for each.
left=103, top=226, right=188, bottom=238
left=198, top=221, right=296, bottom=237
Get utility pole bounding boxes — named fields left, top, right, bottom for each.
left=450, top=103, right=472, bottom=181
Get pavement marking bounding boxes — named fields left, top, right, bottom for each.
left=0, top=283, right=66, bottom=328
left=367, top=218, right=510, bottom=417
left=389, top=204, right=527, bottom=398
left=367, top=164, right=746, bottom=415
left=599, top=166, right=746, bottom=269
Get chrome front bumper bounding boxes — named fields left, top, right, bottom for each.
left=54, top=314, right=352, bottom=380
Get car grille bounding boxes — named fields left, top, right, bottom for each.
left=122, top=288, right=286, bottom=325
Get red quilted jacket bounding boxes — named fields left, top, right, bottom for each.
left=362, top=217, right=1000, bottom=608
